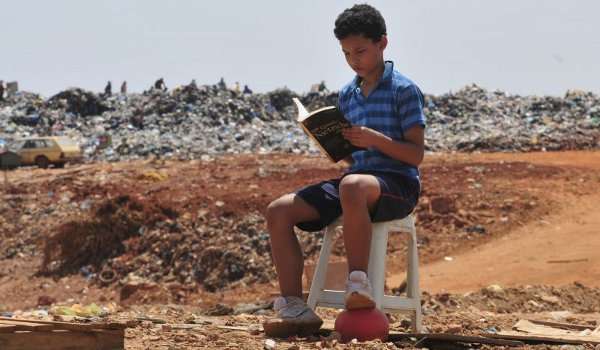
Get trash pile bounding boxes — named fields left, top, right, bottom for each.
left=425, top=85, right=600, bottom=152
left=106, top=213, right=290, bottom=292
left=1, top=83, right=598, bottom=161
left=42, top=201, right=323, bottom=292
left=0, top=84, right=315, bottom=162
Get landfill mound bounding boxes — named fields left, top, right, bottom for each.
left=106, top=213, right=316, bottom=292
left=41, top=194, right=178, bottom=276
left=18, top=153, right=593, bottom=294
left=0, top=83, right=598, bottom=161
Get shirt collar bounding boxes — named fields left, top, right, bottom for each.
left=352, top=60, right=394, bottom=89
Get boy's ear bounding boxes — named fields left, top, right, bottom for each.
left=378, top=35, right=388, bottom=51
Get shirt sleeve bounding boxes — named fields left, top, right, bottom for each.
left=397, top=84, right=426, bottom=131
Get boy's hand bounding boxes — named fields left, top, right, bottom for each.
left=342, top=126, right=384, bottom=148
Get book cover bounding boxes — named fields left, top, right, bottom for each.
left=293, top=98, right=363, bottom=163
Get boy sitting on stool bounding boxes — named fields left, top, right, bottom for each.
left=264, top=3, right=426, bottom=337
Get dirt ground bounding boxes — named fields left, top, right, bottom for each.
left=1, top=150, right=600, bottom=349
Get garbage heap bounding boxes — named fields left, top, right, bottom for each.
left=0, top=83, right=598, bottom=160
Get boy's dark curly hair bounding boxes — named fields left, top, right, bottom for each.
left=334, top=4, right=387, bottom=42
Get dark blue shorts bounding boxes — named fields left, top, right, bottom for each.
left=295, top=170, right=420, bottom=232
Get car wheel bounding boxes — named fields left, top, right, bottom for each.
left=55, top=162, right=65, bottom=168
left=35, top=155, right=50, bottom=169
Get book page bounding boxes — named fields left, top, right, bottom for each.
left=292, top=98, right=310, bottom=122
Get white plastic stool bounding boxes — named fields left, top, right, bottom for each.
left=307, top=215, right=423, bottom=333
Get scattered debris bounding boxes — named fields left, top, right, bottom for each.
left=493, top=319, right=600, bottom=345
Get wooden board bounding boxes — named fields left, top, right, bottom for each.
left=0, top=329, right=124, bottom=350
left=0, top=318, right=128, bottom=349
left=0, top=317, right=130, bottom=331
left=524, top=319, right=595, bottom=331
left=490, top=332, right=600, bottom=346
left=492, top=319, right=600, bottom=345
left=321, top=321, right=524, bottom=347
left=387, top=332, right=525, bottom=347
left=0, top=320, right=55, bottom=332
left=0, top=324, right=17, bottom=333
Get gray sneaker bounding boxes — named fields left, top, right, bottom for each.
left=345, top=270, right=376, bottom=310
left=263, top=296, right=323, bottom=338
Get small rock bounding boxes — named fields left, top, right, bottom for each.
left=204, top=303, right=234, bottom=316
left=37, top=295, right=57, bottom=307
left=550, top=311, right=573, bottom=321
left=486, top=284, right=503, bottom=293
left=540, top=295, right=560, bottom=304
left=264, top=338, right=276, bottom=350
left=430, top=196, right=455, bottom=214
left=446, top=324, right=462, bottom=334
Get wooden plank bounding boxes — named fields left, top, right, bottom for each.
left=514, top=319, right=600, bottom=340
left=491, top=332, right=600, bottom=345
left=526, top=319, right=595, bottom=331
left=0, top=324, right=17, bottom=333
left=0, top=320, right=54, bottom=332
left=388, top=333, right=524, bottom=347
left=322, top=322, right=524, bottom=347
left=216, top=325, right=252, bottom=331
left=0, top=317, right=129, bottom=331
left=489, top=319, right=600, bottom=345
left=0, top=329, right=124, bottom=350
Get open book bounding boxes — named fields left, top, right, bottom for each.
left=293, top=98, right=363, bottom=163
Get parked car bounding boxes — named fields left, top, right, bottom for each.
left=10, top=137, right=82, bottom=169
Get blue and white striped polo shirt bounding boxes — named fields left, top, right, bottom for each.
left=338, top=60, right=426, bottom=181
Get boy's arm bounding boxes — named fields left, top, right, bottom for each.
left=342, top=84, right=426, bottom=166
left=341, top=155, right=354, bottom=167
left=342, top=125, right=424, bottom=166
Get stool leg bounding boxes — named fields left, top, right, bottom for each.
left=406, top=228, right=422, bottom=333
left=307, top=226, right=335, bottom=310
left=367, top=223, right=388, bottom=310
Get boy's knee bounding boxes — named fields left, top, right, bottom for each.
left=339, top=175, right=368, bottom=200
left=266, top=194, right=294, bottom=225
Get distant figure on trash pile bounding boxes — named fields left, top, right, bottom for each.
left=130, top=108, right=144, bottom=129
left=308, top=80, right=329, bottom=98
left=5, top=81, right=18, bottom=97
left=104, top=81, right=112, bottom=97
left=120, top=81, right=127, bottom=95
left=263, top=3, right=426, bottom=339
left=243, top=84, right=253, bottom=95
left=154, top=78, right=167, bottom=92
left=318, top=80, right=329, bottom=92
left=0, top=80, right=4, bottom=101
left=217, top=77, right=227, bottom=90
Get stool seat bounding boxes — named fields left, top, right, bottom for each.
left=306, top=215, right=422, bottom=333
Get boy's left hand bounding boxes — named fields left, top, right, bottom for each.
left=342, top=126, right=384, bottom=148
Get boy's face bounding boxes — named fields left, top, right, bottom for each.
left=340, top=34, right=387, bottom=79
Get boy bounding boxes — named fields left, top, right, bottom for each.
left=264, top=4, right=426, bottom=337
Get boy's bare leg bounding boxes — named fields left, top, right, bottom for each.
left=266, top=194, right=320, bottom=297
left=338, top=174, right=381, bottom=272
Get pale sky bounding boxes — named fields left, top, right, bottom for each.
left=2, top=0, right=599, bottom=97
